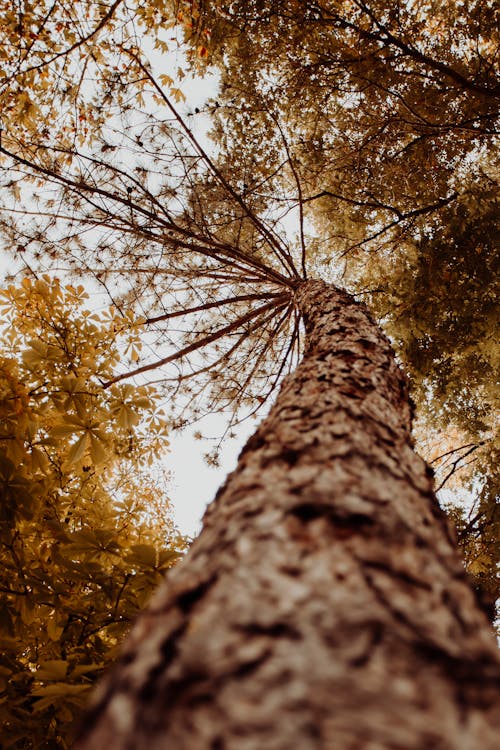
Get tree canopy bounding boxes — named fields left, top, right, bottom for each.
left=0, top=276, right=186, bottom=748
left=193, top=0, right=500, bottom=613
left=0, top=0, right=208, bottom=153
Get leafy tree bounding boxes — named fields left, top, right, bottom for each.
left=0, top=277, right=186, bottom=748
left=190, top=0, right=500, bottom=606
left=0, top=0, right=204, bottom=154
left=357, top=173, right=499, bottom=616
left=197, top=0, right=498, bottom=201
left=0, top=1, right=498, bottom=747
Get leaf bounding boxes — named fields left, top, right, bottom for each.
left=30, top=446, right=49, bottom=472
left=171, top=87, right=185, bottom=103
left=116, top=405, right=140, bottom=429
left=19, top=597, right=36, bottom=626
left=89, top=434, right=108, bottom=464
left=46, top=613, right=65, bottom=642
left=0, top=665, right=12, bottom=692
left=31, top=683, right=89, bottom=712
left=71, top=663, right=103, bottom=678
left=128, top=544, right=157, bottom=568
left=56, top=703, right=74, bottom=723
left=159, top=73, right=174, bottom=88
left=66, top=433, right=89, bottom=464
left=158, top=548, right=182, bottom=567
left=51, top=417, right=86, bottom=438
left=36, top=660, right=68, bottom=681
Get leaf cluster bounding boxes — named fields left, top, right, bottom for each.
left=353, top=173, right=499, bottom=621
left=196, top=0, right=498, bottom=254
left=0, top=0, right=205, bottom=155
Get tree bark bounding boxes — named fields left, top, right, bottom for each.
left=75, top=280, right=500, bottom=750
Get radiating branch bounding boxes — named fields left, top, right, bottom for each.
left=102, top=294, right=289, bottom=387
left=125, top=49, right=301, bottom=280
left=145, top=292, right=282, bottom=324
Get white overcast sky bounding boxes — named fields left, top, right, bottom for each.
left=135, top=46, right=255, bottom=537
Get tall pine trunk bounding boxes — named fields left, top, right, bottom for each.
left=75, top=280, right=500, bottom=749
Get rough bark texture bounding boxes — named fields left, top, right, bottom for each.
left=75, top=280, right=500, bottom=750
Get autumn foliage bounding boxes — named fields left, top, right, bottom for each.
left=0, top=278, right=186, bottom=748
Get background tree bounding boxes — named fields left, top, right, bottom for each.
left=0, top=0, right=208, bottom=154
left=0, top=276, right=186, bottom=748
left=357, top=175, right=499, bottom=617
left=189, top=0, right=499, bottom=609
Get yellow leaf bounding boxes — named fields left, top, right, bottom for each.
left=46, top=614, right=64, bottom=642
left=30, top=446, right=49, bottom=472
left=89, top=435, right=108, bottom=464
left=159, top=73, right=174, bottom=87
left=71, top=663, right=102, bottom=678
left=20, top=597, right=36, bottom=625
left=128, top=544, right=157, bottom=568
left=171, top=88, right=186, bottom=103
left=36, top=660, right=68, bottom=681
left=66, top=434, right=88, bottom=464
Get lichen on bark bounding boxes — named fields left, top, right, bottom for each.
left=75, top=280, right=500, bottom=750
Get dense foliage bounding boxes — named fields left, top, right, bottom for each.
left=0, top=277, right=186, bottom=748
left=0, top=0, right=206, bottom=152
left=356, top=174, right=499, bottom=615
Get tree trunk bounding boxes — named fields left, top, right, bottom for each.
left=75, top=280, right=500, bottom=750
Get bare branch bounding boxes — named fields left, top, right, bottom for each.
left=124, top=50, right=301, bottom=280
left=102, top=294, right=290, bottom=387
left=145, top=292, right=283, bottom=324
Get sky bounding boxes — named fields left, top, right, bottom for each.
left=165, top=416, right=256, bottom=536
left=126, top=42, right=254, bottom=536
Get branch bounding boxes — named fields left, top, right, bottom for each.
left=457, top=510, right=490, bottom=541
left=162, top=302, right=290, bottom=386
left=145, top=292, right=282, bottom=324
left=331, top=1, right=500, bottom=98
left=124, top=49, right=301, bottom=280
left=430, top=441, right=485, bottom=465
left=5, top=1, right=125, bottom=81
left=102, top=294, right=289, bottom=386
left=340, top=192, right=458, bottom=254
left=435, top=444, right=482, bottom=492
left=0, top=144, right=293, bottom=288
left=227, top=302, right=293, bottom=407
left=302, top=189, right=403, bottom=216
left=268, top=111, right=308, bottom=278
